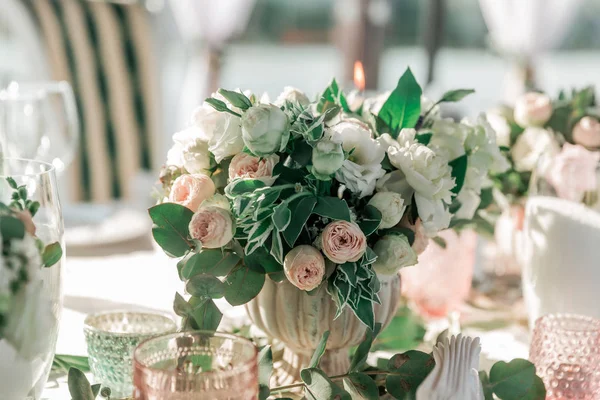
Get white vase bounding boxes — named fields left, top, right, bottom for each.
left=245, top=274, right=401, bottom=385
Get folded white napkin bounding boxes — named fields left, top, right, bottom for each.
left=522, top=196, right=600, bottom=327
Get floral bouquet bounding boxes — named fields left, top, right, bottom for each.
left=488, top=87, right=600, bottom=206
left=150, top=68, right=508, bottom=333
left=0, top=178, right=62, bottom=397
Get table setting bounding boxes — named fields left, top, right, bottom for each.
left=2, top=34, right=600, bottom=400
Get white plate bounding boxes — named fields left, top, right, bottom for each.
left=64, top=204, right=150, bottom=247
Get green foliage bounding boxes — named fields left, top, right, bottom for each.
left=301, top=368, right=352, bottom=400
left=378, top=68, right=422, bottom=136
left=223, top=266, right=265, bottom=306
left=52, top=354, right=90, bottom=375
left=317, top=78, right=351, bottom=113
left=67, top=368, right=94, bottom=400
left=308, top=331, right=330, bottom=368
left=343, top=373, right=379, bottom=400
left=385, top=350, right=435, bottom=399
left=349, top=324, right=381, bottom=372
left=181, top=250, right=241, bottom=279
left=185, top=274, right=225, bottom=298
left=42, top=242, right=63, bottom=268
left=258, top=346, right=273, bottom=400
left=357, top=205, right=382, bottom=236
left=282, top=196, right=317, bottom=246
left=437, top=88, right=475, bottom=104
left=449, top=154, right=468, bottom=195
left=188, top=297, right=222, bottom=331
left=313, top=197, right=351, bottom=221
left=217, top=88, right=252, bottom=110
left=486, top=359, right=546, bottom=400
left=0, top=215, right=25, bottom=240
left=373, top=307, right=426, bottom=352
left=149, top=203, right=194, bottom=257
left=415, top=132, right=433, bottom=145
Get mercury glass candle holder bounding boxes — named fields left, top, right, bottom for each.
left=132, top=331, right=258, bottom=400
left=529, top=313, right=600, bottom=399
left=84, top=311, right=177, bottom=398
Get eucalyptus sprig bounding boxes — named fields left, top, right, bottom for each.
left=5, top=177, right=40, bottom=216
left=67, top=367, right=112, bottom=400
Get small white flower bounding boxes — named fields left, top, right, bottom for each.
left=167, top=126, right=213, bottom=175
left=242, top=104, right=290, bottom=156
left=415, top=194, right=452, bottom=237
left=275, top=86, right=310, bottom=107
left=514, top=92, right=553, bottom=128
left=368, top=192, right=406, bottom=229
left=511, top=127, right=559, bottom=172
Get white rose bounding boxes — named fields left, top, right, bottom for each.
left=311, top=139, right=345, bottom=179
left=375, top=171, right=415, bottom=202
left=486, top=110, right=511, bottom=148
left=241, top=104, right=290, bottom=156
left=514, top=92, right=553, bottom=128
left=167, top=126, right=213, bottom=174
left=429, top=119, right=468, bottom=161
left=462, top=114, right=510, bottom=174
left=368, top=192, right=406, bottom=229
left=454, top=189, right=481, bottom=220
left=275, top=86, right=310, bottom=107
left=573, top=116, right=600, bottom=149
left=415, top=194, right=452, bottom=237
left=200, top=193, right=231, bottom=211
left=511, top=127, right=559, bottom=172
left=388, top=143, right=455, bottom=203
left=372, top=235, right=418, bottom=275
left=192, top=100, right=245, bottom=163
left=329, top=119, right=386, bottom=198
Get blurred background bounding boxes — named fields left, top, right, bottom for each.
left=1, top=0, right=598, bottom=206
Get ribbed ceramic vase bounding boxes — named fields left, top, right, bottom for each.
left=245, top=274, right=401, bottom=385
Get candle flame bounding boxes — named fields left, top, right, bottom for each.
left=354, top=61, right=365, bottom=91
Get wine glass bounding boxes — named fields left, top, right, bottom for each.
left=0, top=158, right=64, bottom=399
left=0, top=81, right=79, bottom=174
left=133, top=331, right=259, bottom=400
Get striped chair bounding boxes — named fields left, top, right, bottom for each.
left=24, top=0, right=160, bottom=202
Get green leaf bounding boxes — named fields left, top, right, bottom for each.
left=449, top=154, right=468, bottom=195
left=52, top=354, right=90, bottom=375
left=244, top=247, right=282, bottom=274
left=282, top=196, right=317, bottom=246
left=437, top=88, right=475, bottom=104
left=378, top=68, right=422, bottom=135
left=272, top=203, right=291, bottom=231
left=415, top=132, right=433, bottom=145
left=181, top=250, right=241, bottom=279
left=29, top=200, right=41, bottom=217
left=308, top=331, right=330, bottom=368
left=290, top=140, right=313, bottom=166
left=18, top=186, right=27, bottom=200
left=386, top=350, right=435, bottom=399
left=6, top=177, right=17, bottom=189
left=218, top=88, right=252, bottom=110
left=224, top=266, right=265, bottom=306
left=343, top=373, right=379, bottom=400
left=301, top=368, right=352, bottom=400
left=313, top=197, right=351, bottom=222
left=149, top=203, right=194, bottom=257
left=488, top=359, right=546, bottom=400
left=0, top=215, right=25, bottom=240
left=189, top=298, right=222, bottom=331
left=358, top=205, right=382, bottom=236
left=258, top=346, right=273, bottom=400
left=42, top=242, right=63, bottom=268
left=374, top=307, right=426, bottom=352
left=186, top=274, right=225, bottom=298
left=350, top=296, right=376, bottom=331
left=318, top=78, right=351, bottom=113
left=226, top=179, right=267, bottom=196
left=270, top=231, right=284, bottom=265
left=91, top=384, right=101, bottom=397
left=173, top=292, right=192, bottom=317
left=479, top=371, right=495, bottom=400
left=68, top=367, right=94, bottom=400
left=204, top=97, right=230, bottom=113
left=349, top=323, right=382, bottom=372
left=432, top=236, right=447, bottom=249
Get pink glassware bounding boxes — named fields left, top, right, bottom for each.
left=133, top=331, right=258, bottom=400
left=529, top=314, right=600, bottom=399
left=401, top=229, right=477, bottom=319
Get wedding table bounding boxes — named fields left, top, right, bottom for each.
left=42, top=233, right=531, bottom=399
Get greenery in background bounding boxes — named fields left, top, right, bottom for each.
left=66, top=367, right=112, bottom=400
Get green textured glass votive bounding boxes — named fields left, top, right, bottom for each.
left=84, top=311, right=177, bottom=399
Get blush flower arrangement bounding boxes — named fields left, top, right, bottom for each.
left=150, top=69, right=508, bottom=331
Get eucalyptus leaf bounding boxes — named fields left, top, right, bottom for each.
left=378, top=68, right=422, bottom=135
left=186, top=274, right=225, bottom=299
left=181, top=250, right=241, bottom=279
left=149, top=203, right=194, bottom=257
left=385, top=350, right=435, bottom=399
left=488, top=359, right=546, bottom=400
left=358, top=205, right=382, bottom=236
left=42, top=242, right=63, bottom=268
left=244, top=247, right=282, bottom=274
left=301, top=368, right=352, bottom=400
left=343, top=373, right=379, bottom=400
left=68, top=367, right=94, bottom=400
left=224, top=266, right=265, bottom=306
left=349, top=323, right=382, bottom=372
left=173, top=292, right=192, bottom=317
left=308, top=330, right=330, bottom=368
left=189, top=298, right=222, bottom=331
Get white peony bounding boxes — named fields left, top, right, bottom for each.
left=368, top=192, right=406, bottom=229
left=192, top=101, right=245, bottom=163
left=275, top=86, right=310, bottom=107
left=462, top=114, right=510, bottom=174
left=511, top=127, right=559, bottom=172
left=372, top=234, right=418, bottom=275
left=376, top=171, right=415, bottom=202
left=329, top=119, right=386, bottom=198
left=166, top=126, right=213, bottom=175
left=415, top=194, right=452, bottom=237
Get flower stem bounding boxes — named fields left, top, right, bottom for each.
left=270, top=370, right=392, bottom=393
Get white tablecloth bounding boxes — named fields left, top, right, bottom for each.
left=42, top=240, right=529, bottom=399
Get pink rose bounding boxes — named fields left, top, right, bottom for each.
left=399, top=215, right=430, bottom=255
left=228, top=153, right=279, bottom=185
left=283, top=245, right=326, bottom=291
left=188, top=206, right=234, bottom=249
left=573, top=117, right=600, bottom=149
left=321, top=220, right=367, bottom=263
left=169, top=174, right=215, bottom=212
left=514, top=92, right=552, bottom=128
left=545, top=143, right=600, bottom=202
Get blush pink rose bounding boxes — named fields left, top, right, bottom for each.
left=283, top=245, right=326, bottom=291
left=188, top=206, right=234, bottom=248
left=514, top=92, right=552, bottom=127
left=573, top=117, right=600, bottom=149
left=545, top=143, right=600, bottom=202
left=399, top=215, right=429, bottom=255
left=228, top=153, right=279, bottom=185
left=321, top=220, right=367, bottom=263
left=169, top=174, right=215, bottom=212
